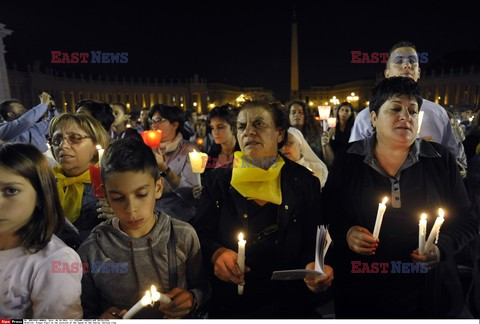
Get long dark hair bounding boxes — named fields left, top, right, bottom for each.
left=285, top=99, right=320, bottom=144
left=0, top=143, right=64, bottom=253
left=336, top=102, right=355, bottom=134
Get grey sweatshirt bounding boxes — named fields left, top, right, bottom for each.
left=77, top=212, right=209, bottom=318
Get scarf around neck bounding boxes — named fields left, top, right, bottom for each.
left=52, top=165, right=91, bottom=223
left=160, top=132, right=183, bottom=154
left=230, top=151, right=285, bottom=205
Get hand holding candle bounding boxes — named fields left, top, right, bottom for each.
left=424, top=208, right=445, bottom=253
left=372, top=197, right=388, bottom=239
left=123, top=285, right=171, bottom=319
left=418, top=213, right=427, bottom=255
left=237, top=232, right=246, bottom=295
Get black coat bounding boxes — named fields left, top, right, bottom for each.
left=192, top=155, right=324, bottom=318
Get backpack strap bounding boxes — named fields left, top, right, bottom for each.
left=168, top=220, right=178, bottom=289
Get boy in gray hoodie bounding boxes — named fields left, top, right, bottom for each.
left=77, top=138, right=209, bottom=319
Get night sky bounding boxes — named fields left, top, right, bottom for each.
left=2, top=1, right=479, bottom=101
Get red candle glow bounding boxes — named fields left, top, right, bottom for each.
left=89, top=164, right=105, bottom=198
left=141, top=130, right=162, bottom=150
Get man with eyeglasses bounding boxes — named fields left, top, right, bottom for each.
left=349, top=41, right=467, bottom=172
left=0, top=92, right=58, bottom=153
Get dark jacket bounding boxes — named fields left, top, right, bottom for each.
left=192, top=155, right=324, bottom=318
left=324, top=137, right=479, bottom=318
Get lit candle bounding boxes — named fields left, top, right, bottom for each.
left=141, top=130, right=163, bottom=150
left=372, top=197, right=388, bottom=239
left=96, top=145, right=104, bottom=167
left=424, top=208, right=445, bottom=253
left=318, top=105, right=331, bottom=132
left=189, top=150, right=208, bottom=186
left=123, top=285, right=170, bottom=319
left=417, top=111, right=425, bottom=134
left=418, top=213, right=427, bottom=255
left=237, top=232, right=246, bottom=295
left=327, top=117, right=337, bottom=128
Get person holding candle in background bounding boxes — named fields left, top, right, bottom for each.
left=192, top=105, right=240, bottom=200
left=48, top=113, right=110, bottom=248
left=321, top=102, right=356, bottom=167
left=193, top=100, right=333, bottom=318
left=77, top=138, right=209, bottom=319
left=148, top=104, right=198, bottom=222
left=323, top=77, right=478, bottom=318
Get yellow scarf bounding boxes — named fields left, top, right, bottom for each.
left=230, top=151, right=285, bottom=205
left=52, top=166, right=92, bottom=223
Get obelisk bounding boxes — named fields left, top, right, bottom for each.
left=0, top=23, right=13, bottom=102
left=290, top=10, right=299, bottom=100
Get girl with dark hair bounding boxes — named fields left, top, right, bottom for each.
left=0, top=143, right=82, bottom=318
left=286, top=100, right=323, bottom=160
left=321, top=102, right=356, bottom=166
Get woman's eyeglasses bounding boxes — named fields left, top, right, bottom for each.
left=50, top=134, right=91, bottom=147
left=149, top=118, right=168, bottom=125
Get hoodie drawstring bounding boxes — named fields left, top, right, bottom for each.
left=128, top=240, right=142, bottom=300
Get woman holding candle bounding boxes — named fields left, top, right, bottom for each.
left=148, top=105, right=198, bottom=222
left=193, top=100, right=334, bottom=318
left=321, top=102, right=356, bottom=167
left=48, top=113, right=110, bottom=247
left=323, top=77, right=479, bottom=318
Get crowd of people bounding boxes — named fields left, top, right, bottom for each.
left=0, top=41, right=479, bottom=319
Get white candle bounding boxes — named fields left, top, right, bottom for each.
left=237, top=232, right=246, bottom=295
left=372, top=197, right=388, bottom=239
left=418, top=213, right=427, bottom=255
left=96, top=145, right=104, bottom=167
left=123, top=290, right=152, bottom=319
left=424, top=208, right=445, bottom=253
left=417, top=111, right=425, bottom=134
left=123, top=285, right=170, bottom=319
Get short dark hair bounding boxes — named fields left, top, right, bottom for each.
left=208, top=104, right=237, bottom=133
left=386, top=41, right=417, bottom=68
left=111, top=102, right=127, bottom=114
left=75, top=100, right=114, bottom=132
left=239, top=100, right=288, bottom=149
left=101, top=138, right=160, bottom=184
left=0, top=99, right=21, bottom=120
left=370, top=76, right=423, bottom=115
left=0, top=143, right=64, bottom=253
left=148, top=104, right=185, bottom=135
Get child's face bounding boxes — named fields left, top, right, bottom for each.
left=104, top=170, right=162, bottom=238
left=0, top=166, right=37, bottom=236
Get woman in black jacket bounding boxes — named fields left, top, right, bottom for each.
left=193, top=100, right=333, bottom=318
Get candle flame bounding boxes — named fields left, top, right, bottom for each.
left=382, top=197, right=388, bottom=205
left=150, top=285, right=160, bottom=302
left=96, top=145, right=103, bottom=150
left=238, top=232, right=244, bottom=241
left=420, top=213, right=427, bottom=221
left=438, top=208, right=445, bottom=218
left=141, top=290, right=152, bottom=306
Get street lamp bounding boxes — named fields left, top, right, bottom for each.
left=347, top=92, right=359, bottom=102
left=329, top=96, right=340, bottom=105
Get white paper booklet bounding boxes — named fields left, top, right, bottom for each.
left=271, top=225, right=331, bottom=280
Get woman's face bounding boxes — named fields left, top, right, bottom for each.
left=196, top=121, right=207, bottom=138
left=210, top=117, right=233, bottom=145
left=151, top=112, right=177, bottom=142
left=338, top=105, right=352, bottom=124
left=281, top=135, right=301, bottom=161
left=289, top=104, right=305, bottom=128
left=237, top=107, right=284, bottom=159
left=51, top=122, right=97, bottom=177
left=371, top=95, right=419, bottom=148
left=111, top=105, right=127, bottom=127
